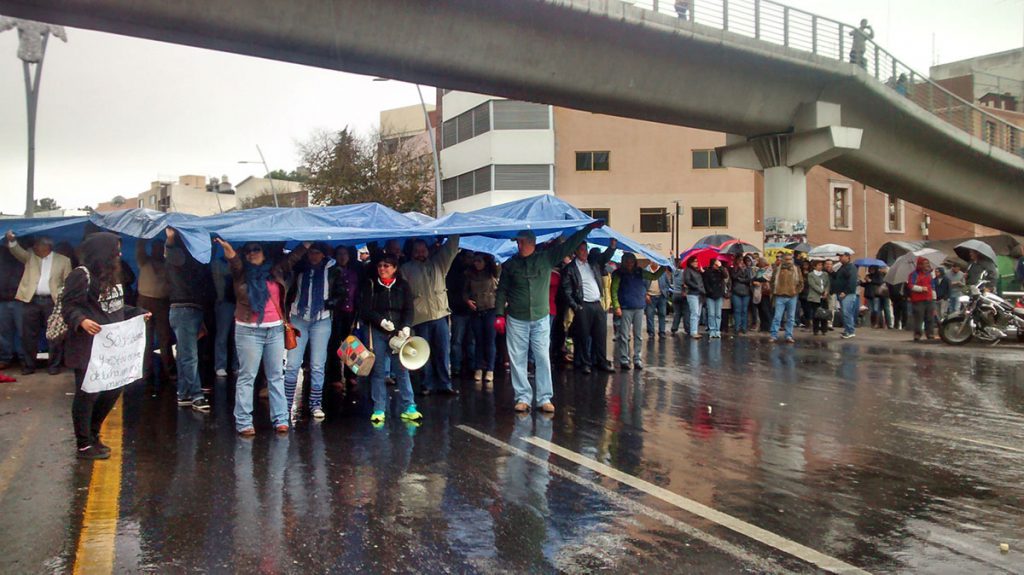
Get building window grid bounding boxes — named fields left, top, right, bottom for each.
left=885, top=195, right=904, bottom=233
left=691, top=207, right=728, bottom=228
left=640, top=207, right=669, bottom=233
left=691, top=149, right=723, bottom=169
left=580, top=208, right=610, bottom=226
left=575, top=151, right=610, bottom=171
left=830, top=182, right=853, bottom=231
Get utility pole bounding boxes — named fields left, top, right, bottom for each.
left=1, top=17, right=68, bottom=217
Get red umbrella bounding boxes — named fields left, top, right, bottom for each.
left=679, top=247, right=720, bottom=268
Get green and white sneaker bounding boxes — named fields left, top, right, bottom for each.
left=370, top=411, right=386, bottom=424
left=400, top=405, right=423, bottom=422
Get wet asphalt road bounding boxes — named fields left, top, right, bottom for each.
left=0, top=329, right=1022, bottom=574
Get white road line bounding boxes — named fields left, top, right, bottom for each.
left=455, top=424, right=795, bottom=574
left=892, top=422, right=1024, bottom=454
left=523, top=435, right=871, bottom=575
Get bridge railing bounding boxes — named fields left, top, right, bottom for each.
left=626, top=0, right=1023, bottom=158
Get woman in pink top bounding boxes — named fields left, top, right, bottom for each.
left=216, top=238, right=308, bottom=436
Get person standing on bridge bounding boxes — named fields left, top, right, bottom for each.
left=849, top=19, right=874, bottom=68
left=497, top=224, right=598, bottom=413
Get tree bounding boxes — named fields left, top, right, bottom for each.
left=300, top=127, right=435, bottom=214
left=265, top=168, right=309, bottom=183
left=78, top=205, right=94, bottom=214
left=33, top=197, right=60, bottom=212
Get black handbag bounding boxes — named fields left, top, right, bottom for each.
left=814, top=306, right=831, bottom=321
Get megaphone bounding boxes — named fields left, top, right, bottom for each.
left=389, top=335, right=430, bottom=371
left=337, top=335, right=376, bottom=376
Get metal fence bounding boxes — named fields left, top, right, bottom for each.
left=624, top=0, right=1023, bottom=158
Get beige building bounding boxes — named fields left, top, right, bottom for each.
left=234, top=176, right=306, bottom=208
left=97, top=175, right=236, bottom=216
left=439, top=91, right=1006, bottom=260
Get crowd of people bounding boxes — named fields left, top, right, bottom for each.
left=0, top=224, right=1006, bottom=459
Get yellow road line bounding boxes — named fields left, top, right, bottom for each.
left=73, top=397, right=124, bottom=575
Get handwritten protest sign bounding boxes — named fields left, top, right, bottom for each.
left=82, top=315, right=147, bottom=393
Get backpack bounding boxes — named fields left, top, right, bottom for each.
left=46, top=266, right=90, bottom=342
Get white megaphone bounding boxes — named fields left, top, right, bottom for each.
left=389, top=334, right=431, bottom=371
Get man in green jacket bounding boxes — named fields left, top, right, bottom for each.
left=496, top=223, right=599, bottom=413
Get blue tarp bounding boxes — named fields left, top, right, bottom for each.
left=2, top=197, right=670, bottom=266
left=467, top=195, right=671, bottom=266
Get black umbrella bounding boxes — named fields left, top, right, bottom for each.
left=785, top=241, right=813, bottom=253
left=954, top=239, right=997, bottom=263
left=693, top=234, right=736, bottom=249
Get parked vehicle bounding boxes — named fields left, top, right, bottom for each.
left=940, top=280, right=1024, bottom=345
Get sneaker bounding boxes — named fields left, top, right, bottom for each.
left=77, top=445, right=110, bottom=460
left=191, top=397, right=211, bottom=412
left=484, top=371, right=494, bottom=383
left=436, top=387, right=460, bottom=396
left=400, top=405, right=424, bottom=422
left=841, top=333, right=855, bottom=339
left=370, top=411, right=386, bottom=424
left=785, top=337, right=796, bottom=343
left=177, top=397, right=193, bottom=407
left=619, top=363, right=631, bottom=371
left=635, top=363, right=644, bottom=370
left=473, top=369, right=483, bottom=382
left=90, top=439, right=111, bottom=455
left=238, top=427, right=256, bottom=437
left=275, top=424, right=289, bottom=433
left=311, top=408, right=326, bottom=420
left=215, top=368, right=228, bottom=378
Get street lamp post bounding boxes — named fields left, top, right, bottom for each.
left=238, top=144, right=279, bottom=207
left=374, top=78, right=443, bottom=217
left=1, top=17, right=68, bottom=217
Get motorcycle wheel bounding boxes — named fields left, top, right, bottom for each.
left=939, top=317, right=972, bottom=345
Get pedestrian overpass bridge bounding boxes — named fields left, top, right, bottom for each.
left=4, top=0, right=1023, bottom=232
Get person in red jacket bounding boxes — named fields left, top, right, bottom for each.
left=907, top=257, right=935, bottom=341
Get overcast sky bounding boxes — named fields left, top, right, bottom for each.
left=0, top=0, right=1021, bottom=215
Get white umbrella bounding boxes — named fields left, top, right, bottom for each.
left=807, top=243, right=854, bottom=260
left=883, top=248, right=947, bottom=284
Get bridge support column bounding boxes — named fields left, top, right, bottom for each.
left=717, top=102, right=863, bottom=250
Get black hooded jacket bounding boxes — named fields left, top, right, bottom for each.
left=62, top=233, right=145, bottom=370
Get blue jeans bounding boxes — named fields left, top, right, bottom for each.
left=169, top=306, right=204, bottom=401
left=417, top=317, right=453, bottom=392
left=686, top=294, right=702, bottom=335
left=770, top=295, right=798, bottom=339
left=214, top=301, right=238, bottom=373
left=841, top=294, right=859, bottom=335
left=234, top=323, right=288, bottom=431
left=645, top=295, right=667, bottom=335
left=470, top=309, right=497, bottom=371
left=947, top=295, right=962, bottom=315
left=369, top=328, right=414, bottom=413
left=706, top=297, right=723, bottom=336
left=0, top=300, right=25, bottom=363
left=284, top=315, right=332, bottom=412
left=449, top=313, right=472, bottom=373
left=506, top=316, right=552, bottom=406
left=731, top=295, right=750, bottom=332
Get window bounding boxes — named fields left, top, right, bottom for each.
left=441, top=103, right=491, bottom=149
left=984, top=120, right=997, bottom=145
left=492, top=101, right=550, bottom=129
left=580, top=208, right=610, bottom=226
left=640, top=208, right=669, bottom=233
left=691, top=149, right=722, bottom=169
left=441, top=165, right=494, bottom=202
left=885, top=194, right=904, bottom=233
left=493, top=165, right=550, bottom=190
left=830, top=182, right=852, bottom=230
left=150, top=195, right=156, bottom=206
left=575, top=151, right=610, bottom=171
left=691, top=207, right=728, bottom=228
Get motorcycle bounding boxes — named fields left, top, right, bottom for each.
left=940, top=280, right=1024, bottom=345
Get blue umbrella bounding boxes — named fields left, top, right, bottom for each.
left=854, top=258, right=887, bottom=267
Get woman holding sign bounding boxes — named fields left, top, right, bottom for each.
left=215, top=238, right=308, bottom=436
left=63, top=232, right=149, bottom=460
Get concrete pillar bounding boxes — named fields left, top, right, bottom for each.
left=716, top=102, right=862, bottom=250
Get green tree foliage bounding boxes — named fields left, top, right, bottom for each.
left=33, top=197, right=60, bottom=211
left=300, top=127, right=435, bottom=214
